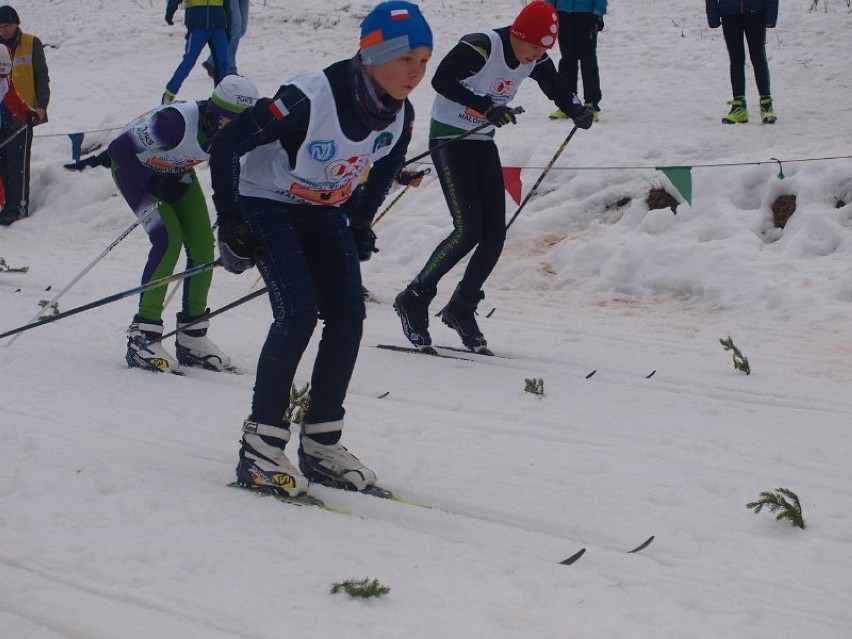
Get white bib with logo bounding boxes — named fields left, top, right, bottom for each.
left=240, top=71, right=405, bottom=206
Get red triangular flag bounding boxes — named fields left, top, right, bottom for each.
left=502, top=166, right=522, bottom=205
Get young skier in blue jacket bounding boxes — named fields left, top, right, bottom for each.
left=209, top=1, right=433, bottom=499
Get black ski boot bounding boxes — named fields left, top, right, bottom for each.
left=393, top=282, right=437, bottom=351
left=438, top=286, right=491, bottom=354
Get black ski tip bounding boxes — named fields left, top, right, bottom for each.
left=645, top=370, right=657, bottom=379
left=585, top=369, right=597, bottom=379
left=377, top=391, right=390, bottom=399
left=559, top=548, right=586, bottom=565
left=486, top=307, right=496, bottom=318
left=627, top=535, right=655, bottom=553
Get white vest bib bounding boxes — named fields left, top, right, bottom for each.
left=122, top=101, right=207, bottom=174
left=431, top=31, right=534, bottom=134
left=240, top=71, right=405, bottom=206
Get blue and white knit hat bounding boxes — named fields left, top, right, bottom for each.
left=359, top=1, right=432, bottom=66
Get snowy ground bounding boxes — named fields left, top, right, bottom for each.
left=2, top=1, right=852, bottom=637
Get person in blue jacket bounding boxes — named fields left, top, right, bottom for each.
left=706, top=0, right=778, bottom=124
left=546, top=0, right=607, bottom=122
left=209, top=1, right=433, bottom=499
left=162, top=0, right=230, bottom=104
left=202, top=0, right=249, bottom=79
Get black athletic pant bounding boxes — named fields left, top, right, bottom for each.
left=0, top=110, right=32, bottom=218
left=242, top=196, right=365, bottom=427
left=721, top=13, right=771, bottom=98
left=415, top=138, right=505, bottom=298
left=555, top=11, right=601, bottom=106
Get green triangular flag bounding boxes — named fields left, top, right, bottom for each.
left=657, top=166, right=692, bottom=206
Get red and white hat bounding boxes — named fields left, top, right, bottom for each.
left=510, top=1, right=559, bottom=49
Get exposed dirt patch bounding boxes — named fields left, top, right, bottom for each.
left=646, top=187, right=678, bottom=213
left=772, top=194, right=797, bottom=228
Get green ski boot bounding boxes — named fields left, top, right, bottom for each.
left=722, top=97, right=748, bottom=124
left=760, top=95, right=777, bottom=124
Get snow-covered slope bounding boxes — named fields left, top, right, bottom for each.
left=2, top=2, right=852, bottom=637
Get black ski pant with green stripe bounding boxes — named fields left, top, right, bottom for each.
left=413, top=138, right=505, bottom=298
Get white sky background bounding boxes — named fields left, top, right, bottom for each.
left=2, top=1, right=852, bottom=637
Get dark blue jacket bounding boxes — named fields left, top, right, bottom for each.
left=706, top=1, right=778, bottom=28
left=166, top=0, right=228, bottom=30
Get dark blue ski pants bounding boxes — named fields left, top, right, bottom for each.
left=241, top=196, right=365, bottom=427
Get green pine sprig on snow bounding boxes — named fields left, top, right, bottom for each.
left=746, top=487, right=806, bottom=529
left=330, top=578, right=390, bottom=599
left=285, top=382, right=311, bottom=424
left=719, top=336, right=751, bottom=375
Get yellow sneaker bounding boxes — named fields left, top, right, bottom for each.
left=584, top=101, right=601, bottom=122
left=722, top=97, right=748, bottom=124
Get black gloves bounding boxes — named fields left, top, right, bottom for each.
left=596, top=16, right=604, bottom=32
left=395, top=168, right=428, bottom=187
left=165, top=9, right=175, bottom=25
left=26, top=111, right=40, bottom=127
left=567, top=104, right=595, bottom=130
left=217, top=218, right=261, bottom=274
left=484, top=104, right=518, bottom=128
left=146, top=173, right=191, bottom=203
left=349, top=219, right=378, bottom=261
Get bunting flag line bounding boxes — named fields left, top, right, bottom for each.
left=502, top=166, right=523, bottom=205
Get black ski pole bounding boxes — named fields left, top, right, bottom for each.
left=371, top=168, right=431, bottom=228
left=6, top=205, right=159, bottom=347
left=151, top=286, right=268, bottom=345
left=403, top=107, right=525, bottom=167
left=505, top=125, right=578, bottom=231
left=0, top=260, right=221, bottom=340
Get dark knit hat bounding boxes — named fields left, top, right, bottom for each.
left=359, top=1, right=432, bottom=66
left=0, top=6, right=20, bottom=25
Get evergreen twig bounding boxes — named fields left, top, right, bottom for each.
left=285, top=382, right=311, bottom=424
left=524, top=377, right=545, bottom=397
left=0, top=257, right=29, bottom=273
left=37, top=300, right=60, bottom=318
left=746, top=487, right=806, bottom=529
left=719, top=336, right=751, bottom=374
left=330, top=577, right=390, bottom=599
